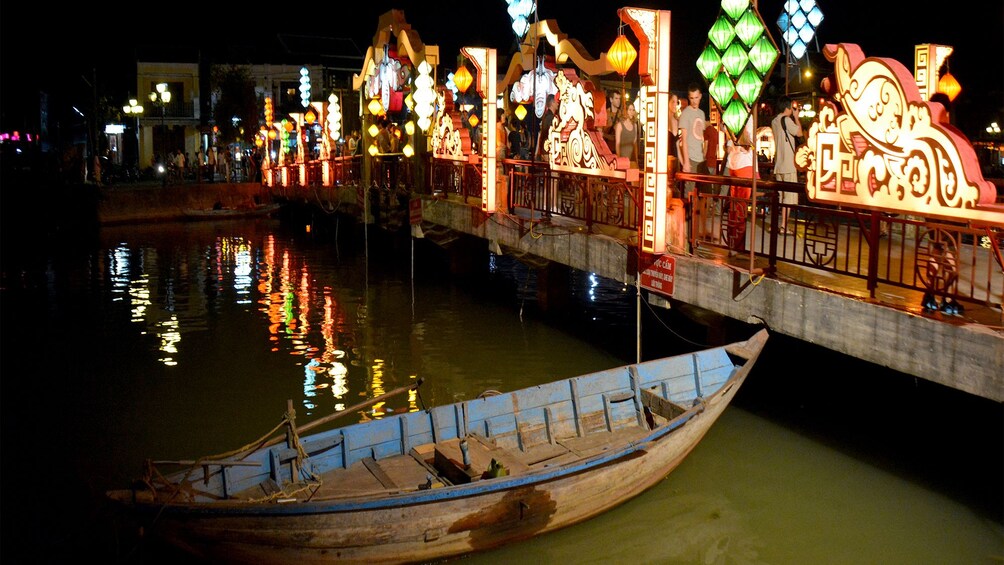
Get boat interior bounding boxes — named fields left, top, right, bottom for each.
left=130, top=344, right=748, bottom=506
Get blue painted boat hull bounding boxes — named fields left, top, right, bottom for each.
left=107, top=329, right=768, bottom=563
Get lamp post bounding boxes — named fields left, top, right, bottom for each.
left=148, top=83, right=171, bottom=167
left=122, top=98, right=144, bottom=172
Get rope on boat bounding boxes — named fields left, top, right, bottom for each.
left=142, top=411, right=306, bottom=501
left=142, top=381, right=427, bottom=503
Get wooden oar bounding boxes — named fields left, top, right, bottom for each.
left=262, top=377, right=425, bottom=449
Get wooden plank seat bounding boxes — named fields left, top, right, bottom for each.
left=433, top=435, right=530, bottom=484
left=557, top=425, right=652, bottom=459
left=362, top=453, right=438, bottom=491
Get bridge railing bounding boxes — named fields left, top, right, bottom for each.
left=267, top=154, right=1002, bottom=308
left=261, top=155, right=362, bottom=193
left=505, top=159, right=639, bottom=230
left=427, top=158, right=484, bottom=200
left=676, top=172, right=1003, bottom=308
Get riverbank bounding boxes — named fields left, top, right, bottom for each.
left=95, top=181, right=274, bottom=225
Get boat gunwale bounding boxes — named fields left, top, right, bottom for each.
left=115, top=366, right=754, bottom=517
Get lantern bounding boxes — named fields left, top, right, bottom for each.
left=454, top=64, right=473, bottom=94
left=938, top=72, right=961, bottom=102
left=606, top=34, right=637, bottom=76
left=514, top=104, right=527, bottom=121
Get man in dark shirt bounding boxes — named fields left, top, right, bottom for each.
left=536, top=94, right=558, bottom=161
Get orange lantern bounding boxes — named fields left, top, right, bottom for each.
left=454, top=64, right=473, bottom=94
left=264, top=97, right=274, bottom=127
left=938, top=72, right=961, bottom=102
left=607, top=34, right=637, bottom=76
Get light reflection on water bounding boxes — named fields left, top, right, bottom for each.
left=0, top=218, right=1000, bottom=564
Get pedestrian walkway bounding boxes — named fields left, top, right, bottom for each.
left=693, top=216, right=1003, bottom=329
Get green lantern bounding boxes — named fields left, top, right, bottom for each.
left=695, top=0, right=779, bottom=138
left=709, top=73, right=736, bottom=109
left=749, top=36, right=778, bottom=75
left=721, top=0, right=749, bottom=21
left=735, top=10, right=765, bottom=48
left=697, top=46, right=723, bottom=81
left=736, top=69, right=764, bottom=105
left=722, top=100, right=749, bottom=136
left=722, top=43, right=749, bottom=77
left=708, top=16, right=735, bottom=52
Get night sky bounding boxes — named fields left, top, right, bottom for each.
left=2, top=1, right=1001, bottom=131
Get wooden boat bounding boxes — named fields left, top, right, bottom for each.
left=106, top=329, right=768, bottom=564
left=183, top=202, right=282, bottom=219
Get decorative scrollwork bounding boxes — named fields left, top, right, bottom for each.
left=801, top=214, right=839, bottom=267
left=916, top=228, right=959, bottom=293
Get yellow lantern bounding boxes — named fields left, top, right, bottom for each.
left=367, top=98, right=384, bottom=115
left=606, top=34, right=637, bottom=76
left=468, top=113, right=480, bottom=128
left=938, top=72, right=961, bottom=102
left=368, top=143, right=379, bottom=156
left=514, top=104, right=527, bottom=121
left=454, top=64, right=473, bottom=94
left=267, top=129, right=277, bottom=140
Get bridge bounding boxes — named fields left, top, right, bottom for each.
left=265, top=156, right=1003, bottom=404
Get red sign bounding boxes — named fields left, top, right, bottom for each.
left=640, top=255, right=675, bottom=297
left=409, top=198, right=422, bottom=225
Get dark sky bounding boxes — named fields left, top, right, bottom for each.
left=2, top=1, right=1001, bottom=128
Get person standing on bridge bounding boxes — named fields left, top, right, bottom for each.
left=724, top=122, right=757, bottom=255
left=679, top=83, right=710, bottom=240
left=536, top=94, right=558, bottom=162
left=771, top=96, right=803, bottom=234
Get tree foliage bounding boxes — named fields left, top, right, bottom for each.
left=211, top=65, right=259, bottom=146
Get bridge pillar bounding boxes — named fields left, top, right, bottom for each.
left=447, top=237, right=487, bottom=277
left=536, top=262, right=572, bottom=314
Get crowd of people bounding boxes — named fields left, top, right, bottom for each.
left=154, top=146, right=262, bottom=184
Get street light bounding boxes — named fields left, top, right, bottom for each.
left=122, top=98, right=144, bottom=171
left=149, top=83, right=171, bottom=166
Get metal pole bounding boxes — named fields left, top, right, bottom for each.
left=136, top=115, right=141, bottom=172
left=636, top=269, right=641, bottom=364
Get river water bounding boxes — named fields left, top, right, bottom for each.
left=1, top=214, right=1000, bottom=564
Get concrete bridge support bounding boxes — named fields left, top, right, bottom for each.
left=536, top=263, right=572, bottom=314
